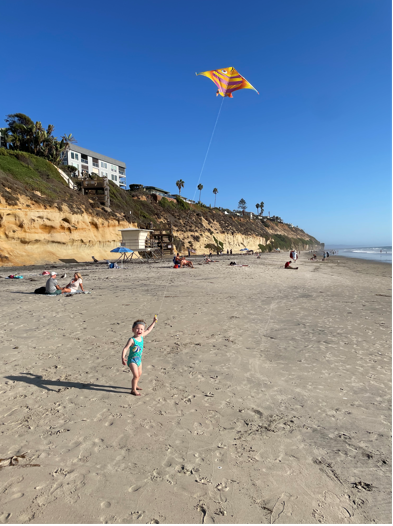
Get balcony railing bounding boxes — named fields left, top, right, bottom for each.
left=119, top=169, right=125, bottom=175
left=119, top=174, right=126, bottom=179
left=92, top=162, right=99, bottom=168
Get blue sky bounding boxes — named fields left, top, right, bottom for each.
left=1, top=0, right=391, bottom=245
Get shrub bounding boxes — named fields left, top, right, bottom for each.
left=159, top=197, right=175, bottom=210
left=176, top=195, right=190, bottom=210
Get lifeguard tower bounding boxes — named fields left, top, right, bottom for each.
left=120, top=226, right=175, bottom=261
left=119, top=228, right=159, bottom=261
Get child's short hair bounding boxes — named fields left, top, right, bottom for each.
left=132, top=319, right=146, bottom=329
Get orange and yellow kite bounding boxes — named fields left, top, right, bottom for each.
left=196, top=67, right=258, bottom=98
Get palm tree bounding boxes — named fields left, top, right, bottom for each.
left=61, top=133, right=77, bottom=152
left=260, top=201, right=265, bottom=215
left=255, top=203, right=260, bottom=214
left=176, top=179, right=185, bottom=196
left=197, top=183, right=203, bottom=203
left=213, top=188, right=218, bottom=207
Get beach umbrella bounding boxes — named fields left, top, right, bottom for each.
left=110, top=246, right=134, bottom=267
left=240, top=248, right=249, bottom=251
left=110, top=247, right=134, bottom=253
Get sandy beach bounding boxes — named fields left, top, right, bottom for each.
left=0, top=253, right=391, bottom=524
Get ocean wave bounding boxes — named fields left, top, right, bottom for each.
left=350, top=249, right=392, bottom=254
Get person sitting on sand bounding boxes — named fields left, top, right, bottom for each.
left=121, top=316, right=157, bottom=396
left=285, top=261, right=298, bottom=270
left=309, top=254, right=317, bottom=260
left=173, top=253, right=181, bottom=266
left=180, top=257, right=194, bottom=268
left=45, top=272, right=63, bottom=295
left=62, top=272, right=85, bottom=294
left=92, top=256, right=98, bottom=263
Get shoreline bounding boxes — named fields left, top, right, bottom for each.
left=0, top=252, right=391, bottom=523
left=0, top=249, right=390, bottom=275
left=335, top=253, right=391, bottom=264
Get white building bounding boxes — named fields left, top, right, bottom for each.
left=61, top=145, right=126, bottom=188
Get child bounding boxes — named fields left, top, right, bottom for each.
left=121, top=316, right=157, bottom=396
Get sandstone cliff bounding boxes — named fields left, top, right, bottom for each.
left=0, top=149, right=322, bottom=266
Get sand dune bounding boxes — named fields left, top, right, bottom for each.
left=0, top=254, right=391, bottom=523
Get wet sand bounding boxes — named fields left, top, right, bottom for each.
left=0, top=253, right=391, bottom=523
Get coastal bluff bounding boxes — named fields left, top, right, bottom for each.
left=0, top=149, right=323, bottom=266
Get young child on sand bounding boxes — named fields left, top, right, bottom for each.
left=121, top=316, right=157, bottom=396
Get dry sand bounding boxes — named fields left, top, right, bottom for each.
left=0, top=253, right=391, bottom=524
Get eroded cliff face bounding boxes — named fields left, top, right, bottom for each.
left=0, top=195, right=321, bottom=267
left=172, top=215, right=321, bottom=254
left=0, top=195, right=133, bottom=266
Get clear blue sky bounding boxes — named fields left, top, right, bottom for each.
left=2, top=0, right=391, bottom=245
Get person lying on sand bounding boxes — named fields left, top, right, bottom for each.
left=121, top=316, right=157, bottom=396
left=62, top=272, right=85, bottom=294
left=180, top=257, right=194, bottom=268
left=285, top=261, right=298, bottom=270
left=229, top=261, right=249, bottom=267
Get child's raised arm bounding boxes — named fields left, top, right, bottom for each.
left=143, top=316, right=158, bottom=337
left=121, top=337, right=134, bottom=366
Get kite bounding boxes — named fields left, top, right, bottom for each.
left=196, top=67, right=259, bottom=98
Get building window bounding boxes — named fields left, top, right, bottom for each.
left=101, top=162, right=107, bottom=169
left=92, top=158, right=99, bottom=168
left=71, top=152, right=74, bottom=159
left=101, top=171, right=108, bottom=178
left=114, top=175, right=117, bottom=181
left=119, top=167, right=125, bottom=175
left=111, top=165, right=117, bottom=172
left=81, top=154, right=88, bottom=163
left=75, top=153, right=79, bottom=160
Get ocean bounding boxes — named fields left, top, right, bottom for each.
left=328, top=246, right=392, bottom=264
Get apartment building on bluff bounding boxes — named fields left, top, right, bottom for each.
left=61, top=145, right=126, bottom=188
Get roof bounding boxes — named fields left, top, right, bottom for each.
left=144, top=186, right=170, bottom=194
left=119, top=228, right=153, bottom=232
left=68, top=145, right=126, bottom=168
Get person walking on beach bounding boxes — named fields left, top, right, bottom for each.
left=121, top=317, right=157, bottom=396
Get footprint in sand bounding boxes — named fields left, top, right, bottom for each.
left=101, top=501, right=111, bottom=508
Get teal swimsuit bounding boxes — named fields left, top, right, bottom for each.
left=127, top=337, right=144, bottom=367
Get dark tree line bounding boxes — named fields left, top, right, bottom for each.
left=1, top=113, right=76, bottom=165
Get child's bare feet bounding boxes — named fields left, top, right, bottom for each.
left=131, top=390, right=141, bottom=396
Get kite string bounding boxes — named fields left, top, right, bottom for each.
left=191, top=96, right=225, bottom=202
left=156, top=97, right=225, bottom=316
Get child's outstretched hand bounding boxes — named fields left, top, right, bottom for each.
left=121, top=354, right=127, bottom=366
left=154, top=315, right=158, bottom=324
